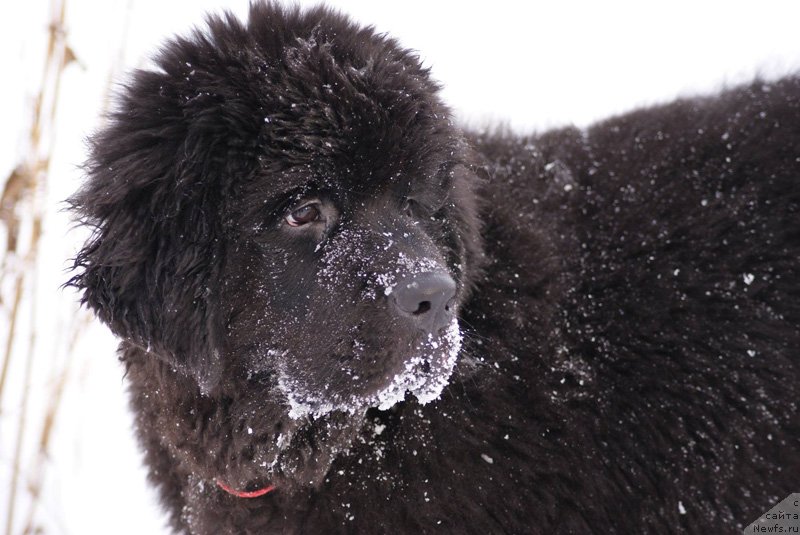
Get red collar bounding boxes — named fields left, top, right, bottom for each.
left=216, top=479, right=276, bottom=498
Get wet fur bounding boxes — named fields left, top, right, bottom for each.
left=70, top=3, right=800, bottom=533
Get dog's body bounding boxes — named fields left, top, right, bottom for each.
left=70, top=4, right=799, bottom=533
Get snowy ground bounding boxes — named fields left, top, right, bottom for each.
left=1, top=1, right=799, bottom=533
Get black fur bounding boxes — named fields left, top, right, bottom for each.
left=69, top=3, right=800, bottom=533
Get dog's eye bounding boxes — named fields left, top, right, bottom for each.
left=285, top=203, right=321, bottom=227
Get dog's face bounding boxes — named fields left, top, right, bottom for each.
left=71, top=4, right=483, bottom=489
left=223, top=159, right=470, bottom=419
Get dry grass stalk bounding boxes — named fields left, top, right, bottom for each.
left=2, top=0, right=71, bottom=533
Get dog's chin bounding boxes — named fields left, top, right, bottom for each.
left=254, top=319, right=462, bottom=490
left=276, top=319, right=462, bottom=420
left=263, top=410, right=359, bottom=490
left=213, top=320, right=462, bottom=493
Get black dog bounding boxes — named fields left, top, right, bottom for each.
left=70, top=3, right=800, bottom=533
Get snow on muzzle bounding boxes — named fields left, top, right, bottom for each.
left=277, top=318, right=462, bottom=419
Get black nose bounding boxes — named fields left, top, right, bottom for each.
left=391, top=272, right=456, bottom=333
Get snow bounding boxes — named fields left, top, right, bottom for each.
left=279, top=319, right=462, bottom=419
left=318, top=227, right=443, bottom=300
left=2, top=1, right=799, bottom=533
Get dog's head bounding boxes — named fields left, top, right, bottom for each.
left=70, top=3, right=484, bottom=488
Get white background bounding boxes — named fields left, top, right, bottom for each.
left=1, top=1, right=799, bottom=533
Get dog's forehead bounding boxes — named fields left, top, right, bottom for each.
left=251, top=57, right=445, bottom=169
left=252, top=151, right=442, bottom=206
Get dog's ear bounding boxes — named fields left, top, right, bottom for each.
left=69, top=28, right=261, bottom=392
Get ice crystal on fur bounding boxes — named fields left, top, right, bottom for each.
left=278, top=319, right=462, bottom=419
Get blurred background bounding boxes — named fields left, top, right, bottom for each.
left=1, top=0, right=799, bottom=533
